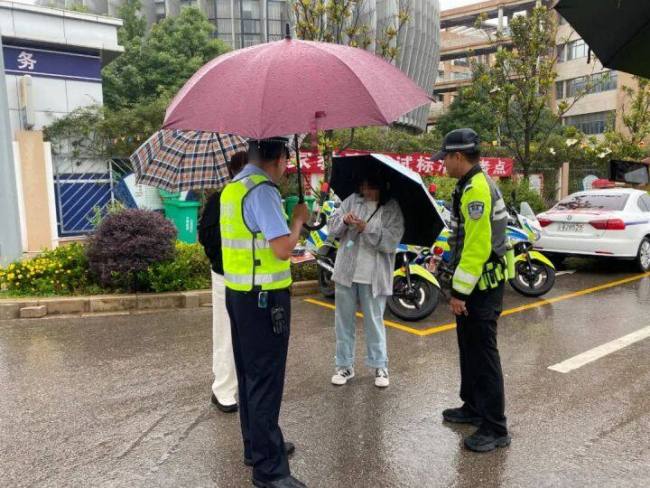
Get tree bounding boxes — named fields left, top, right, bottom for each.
left=435, top=64, right=499, bottom=143
left=46, top=6, right=230, bottom=157
left=290, top=1, right=413, bottom=178
left=291, top=0, right=410, bottom=61
left=116, top=0, right=146, bottom=46
left=483, top=6, right=590, bottom=177
left=620, top=76, right=650, bottom=147
left=103, top=6, right=229, bottom=111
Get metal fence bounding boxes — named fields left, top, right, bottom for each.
left=568, top=166, right=607, bottom=194
left=52, top=156, right=133, bottom=237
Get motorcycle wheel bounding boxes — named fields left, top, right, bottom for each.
left=318, top=267, right=335, bottom=298
left=509, top=260, right=555, bottom=297
left=388, top=276, right=439, bottom=321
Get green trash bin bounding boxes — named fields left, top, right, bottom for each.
left=304, top=195, right=316, bottom=212
left=159, top=189, right=181, bottom=201
left=163, top=199, right=201, bottom=243
left=285, top=195, right=299, bottom=221
left=285, top=195, right=316, bottom=221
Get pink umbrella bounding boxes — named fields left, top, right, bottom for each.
left=164, top=35, right=431, bottom=138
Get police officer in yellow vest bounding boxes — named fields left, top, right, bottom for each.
left=434, top=129, right=512, bottom=453
left=221, top=138, right=309, bottom=488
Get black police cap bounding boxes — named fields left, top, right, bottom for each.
left=433, top=128, right=480, bottom=161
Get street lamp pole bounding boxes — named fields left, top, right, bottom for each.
left=0, top=32, right=23, bottom=265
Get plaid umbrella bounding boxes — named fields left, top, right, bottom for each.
left=130, top=129, right=247, bottom=192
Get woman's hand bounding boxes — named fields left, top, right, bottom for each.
left=352, top=217, right=367, bottom=233
left=343, top=213, right=358, bottom=225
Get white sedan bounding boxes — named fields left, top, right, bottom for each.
left=535, top=188, right=650, bottom=272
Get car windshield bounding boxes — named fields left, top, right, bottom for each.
left=554, top=193, right=629, bottom=211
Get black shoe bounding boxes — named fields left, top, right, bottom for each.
left=464, top=427, right=511, bottom=453
left=210, top=393, right=237, bottom=413
left=245, top=442, right=295, bottom=466
left=442, top=406, right=482, bottom=426
left=252, top=475, right=307, bottom=488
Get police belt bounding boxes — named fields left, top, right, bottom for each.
left=477, top=254, right=507, bottom=291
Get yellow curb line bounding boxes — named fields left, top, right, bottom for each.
left=304, top=272, right=650, bottom=337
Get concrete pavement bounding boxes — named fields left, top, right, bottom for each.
left=1, top=264, right=649, bottom=487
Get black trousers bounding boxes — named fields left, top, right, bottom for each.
left=226, top=288, right=291, bottom=482
left=455, top=282, right=508, bottom=436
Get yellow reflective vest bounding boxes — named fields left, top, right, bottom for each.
left=220, top=174, right=292, bottom=292
left=449, top=166, right=508, bottom=300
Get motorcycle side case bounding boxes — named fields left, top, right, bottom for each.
left=394, top=265, right=441, bottom=288
left=515, top=251, right=555, bottom=269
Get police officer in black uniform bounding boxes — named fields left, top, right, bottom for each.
left=434, top=129, right=512, bottom=452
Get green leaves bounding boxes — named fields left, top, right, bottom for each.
left=46, top=7, right=231, bottom=157
left=103, top=7, right=229, bottom=112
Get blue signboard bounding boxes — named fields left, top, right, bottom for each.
left=2, top=44, right=101, bottom=82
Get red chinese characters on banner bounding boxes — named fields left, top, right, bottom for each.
left=288, top=150, right=514, bottom=178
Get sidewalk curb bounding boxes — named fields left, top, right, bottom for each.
left=0, top=281, right=320, bottom=320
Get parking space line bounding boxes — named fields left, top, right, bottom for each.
left=304, top=298, right=434, bottom=336
left=304, top=272, right=650, bottom=337
left=548, top=326, right=650, bottom=373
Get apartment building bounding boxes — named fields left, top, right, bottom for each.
left=554, top=15, right=636, bottom=138
left=431, top=0, right=638, bottom=139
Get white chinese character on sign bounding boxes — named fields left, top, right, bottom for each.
left=400, top=155, right=413, bottom=168
left=17, top=51, right=37, bottom=70
left=416, top=156, right=434, bottom=174
left=494, top=159, right=507, bottom=175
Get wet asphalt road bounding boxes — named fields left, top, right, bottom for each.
left=1, top=263, right=649, bottom=487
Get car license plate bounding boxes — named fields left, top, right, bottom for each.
left=558, top=223, right=584, bottom=233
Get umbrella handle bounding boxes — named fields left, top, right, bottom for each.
left=303, top=212, right=327, bottom=231
left=294, top=134, right=304, bottom=203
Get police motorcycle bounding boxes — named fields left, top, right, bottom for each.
left=303, top=185, right=441, bottom=321
left=426, top=200, right=555, bottom=299
left=504, top=201, right=556, bottom=297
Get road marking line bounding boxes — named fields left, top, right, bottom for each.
left=304, top=272, right=650, bottom=337
left=304, top=298, right=432, bottom=336
left=548, top=326, right=650, bottom=373
left=556, top=270, right=576, bottom=276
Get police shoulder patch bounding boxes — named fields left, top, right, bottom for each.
left=467, top=201, right=485, bottom=220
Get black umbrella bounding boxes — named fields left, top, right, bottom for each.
left=554, top=0, right=650, bottom=78
left=330, top=154, right=445, bottom=247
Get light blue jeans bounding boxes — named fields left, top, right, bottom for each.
left=335, top=283, right=388, bottom=369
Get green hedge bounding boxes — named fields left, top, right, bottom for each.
left=0, top=242, right=318, bottom=298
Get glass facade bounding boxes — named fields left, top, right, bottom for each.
left=205, top=0, right=287, bottom=48
left=563, top=111, right=615, bottom=135
left=566, top=39, right=588, bottom=61
left=556, top=71, right=618, bottom=100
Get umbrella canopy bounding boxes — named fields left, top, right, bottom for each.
left=330, top=154, right=445, bottom=247
left=163, top=37, right=431, bottom=138
left=130, top=129, right=247, bottom=192
left=554, top=0, right=650, bottom=78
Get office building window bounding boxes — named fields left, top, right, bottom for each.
left=453, top=58, right=469, bottom=67
left=241, top=0, right=262, bottom=46
left=560, top=71, right=618, bottom=99
left=452, top=72, right=471, bottom=81
left=268, top=0, right=286, bottom=41
left=564, top=111, right=615, bottom=135
left=591, top=71, right=618, bottom=93
left=566, top=76, right=588, bottom=97
left=556, top=44, right=565, bottom=63
left=215, top=0, right=233, bottom=45
left=566, top=39, right=588, bottom=61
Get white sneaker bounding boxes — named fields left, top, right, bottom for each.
left=331, top=367, right=355, bottom=385
left=374, top=368, right=389, bottom=388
